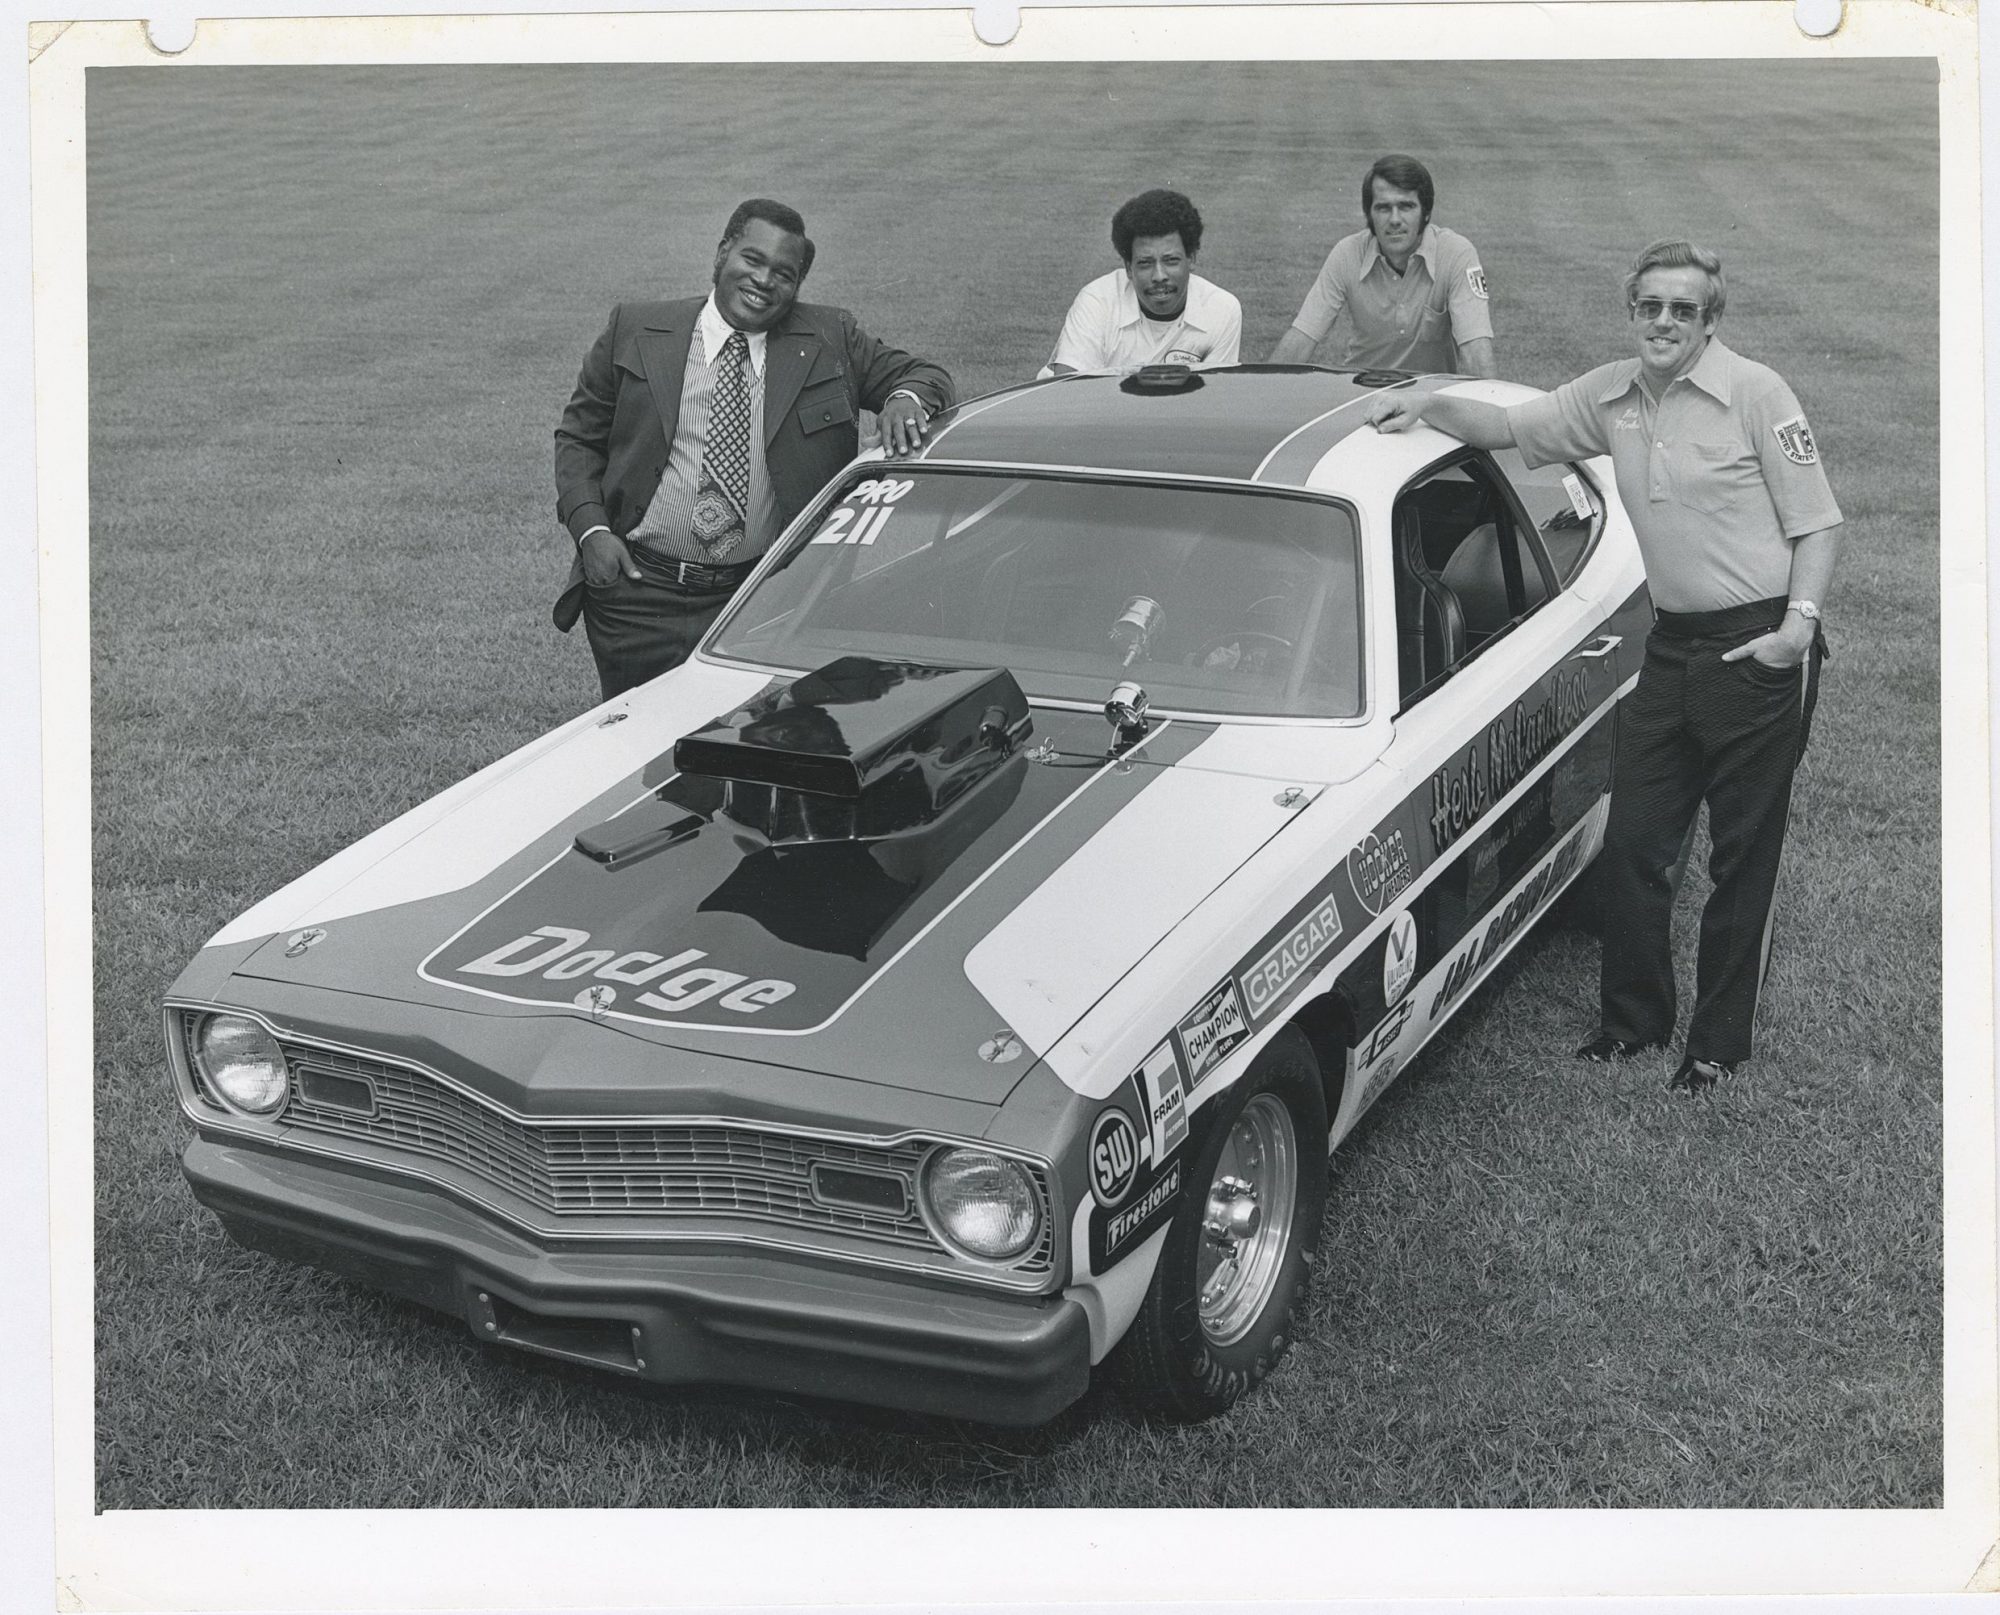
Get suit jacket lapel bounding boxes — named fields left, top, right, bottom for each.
left=636, top=313, right=698, bottom=452
left=762, top=316, right=821, bottom=445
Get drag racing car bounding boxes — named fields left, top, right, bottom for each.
left=167, top=363, right=1648, bottom=1425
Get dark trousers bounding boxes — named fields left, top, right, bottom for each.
left=1598, top=597, right=1825, bottom=1064
left=579, top=547, right=739, bottom=701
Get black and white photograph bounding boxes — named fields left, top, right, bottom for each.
left=10, top=1, right=1996, bottom=1609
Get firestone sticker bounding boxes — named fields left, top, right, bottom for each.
left=1089, top=1157, right=1183, bottom=1271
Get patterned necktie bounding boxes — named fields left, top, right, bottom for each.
left=693, top=330, right=752, bottom=560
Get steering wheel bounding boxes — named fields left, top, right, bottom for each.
left=1190, top=630, right=1295, bottom=671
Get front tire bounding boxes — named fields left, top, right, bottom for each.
left=1110, top=1028, right=1328, bottom=1420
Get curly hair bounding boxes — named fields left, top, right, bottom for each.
left=1110, top=189, right=1204, bottom=262
left=720, top=198, right=816, bottom=277
left=1623, top=239, right=1726, bottom=320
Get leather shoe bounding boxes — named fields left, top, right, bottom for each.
left=1669, top=1055, right=1734, bottom=1094
left=1574, top=1035, right=1665, bottom=1063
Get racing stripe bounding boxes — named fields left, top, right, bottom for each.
left=962, top=752, right=1320, bottom=1056
left=401, top=709, right=1216, bottom=1038
left=1251, top=373, right=1459, bottom=486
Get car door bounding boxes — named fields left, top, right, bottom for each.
left=1331, top=448, right=1624, bottom=1131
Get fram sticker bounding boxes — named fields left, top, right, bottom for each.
left=1132, top=1041, right=1188, bottom=1159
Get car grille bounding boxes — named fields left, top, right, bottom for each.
left=268, top=1039, right=1055, bottom=1271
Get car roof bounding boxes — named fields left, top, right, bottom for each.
left=913, top=364, right=1474, bottom=489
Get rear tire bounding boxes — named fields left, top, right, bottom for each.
left=1110, top=1028, right=1328, bottom=1421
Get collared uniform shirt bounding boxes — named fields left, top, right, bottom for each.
left=1287, top=224, right=1492, bottom=373
left=1044, top=269, right=1243, bottom=374
left=630, top=295, right=782, bottom=562
left=1507, top=338, right=1842, bottom=612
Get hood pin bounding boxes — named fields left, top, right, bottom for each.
left=978, top=1031, right=1024, bottom=1064
left=284, top=927, right=327, bottom=957
left=575, top=985, right=617, bottom=1018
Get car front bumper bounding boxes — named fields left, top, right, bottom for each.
left=184, top=1137, right=1093, bottom=1426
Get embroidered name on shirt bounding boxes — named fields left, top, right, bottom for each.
left=1773, top=416, right=1819, bottom=465
left=1615, top=407, right=1642, bottom=431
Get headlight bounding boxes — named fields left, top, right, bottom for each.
left=919, top=1147, right=1042, bottom=1262
left=193, top=1014, right=290, bottom=1116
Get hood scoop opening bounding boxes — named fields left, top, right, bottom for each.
left=676, top=656, right=1033, bottom=843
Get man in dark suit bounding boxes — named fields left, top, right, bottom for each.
left=554, top=198, right=955, bottom=699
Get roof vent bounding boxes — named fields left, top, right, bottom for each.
left=1122, top=363, right=1203, bottom=394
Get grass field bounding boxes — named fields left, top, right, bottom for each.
left=89, top=58, right=1942, bottom=1509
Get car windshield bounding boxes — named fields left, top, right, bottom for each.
left=709, top=468, right=1364, bottom=719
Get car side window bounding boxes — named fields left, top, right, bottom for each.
left=1487, top=447, right=1603, bottom=586
left=1390, top=454, right=1561, bottom=709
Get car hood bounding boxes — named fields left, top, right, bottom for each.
left=187, top=657, right=1382, bottom=1107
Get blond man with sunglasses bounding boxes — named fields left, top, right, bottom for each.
left=1366, top=240, right=1842, bottom=1095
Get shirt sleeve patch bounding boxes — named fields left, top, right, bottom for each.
left=1773, top=415, right=1820, bottom=465
left=1466, top=264, right=1489, bottom=300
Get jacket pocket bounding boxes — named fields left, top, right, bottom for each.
left=797, top=385, right=856, bottom=436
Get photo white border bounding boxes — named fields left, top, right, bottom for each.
left=12, top=3, right=1995, bottom=1610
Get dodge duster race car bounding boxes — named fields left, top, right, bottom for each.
left=168, top=364, right=1648, bottom=1425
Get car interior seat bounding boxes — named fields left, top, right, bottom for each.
left=1394, top=501, right=1466, bottom=695
left=1440, top=521, right=1540, bottom=640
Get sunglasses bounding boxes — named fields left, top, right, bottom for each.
left=1629, top=297, right=1708, bottom=325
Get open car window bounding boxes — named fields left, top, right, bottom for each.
left=1390, top=453, right=1566, bottom=709
left=711, top=468, right=1365, bottom=719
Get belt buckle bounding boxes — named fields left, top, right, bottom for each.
left=674, top=559, right=695, bottom=588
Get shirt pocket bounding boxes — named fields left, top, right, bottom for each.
left=1673, top=440, right=1751, bottom=516
left=1416, top=302, right=1453, bottom=350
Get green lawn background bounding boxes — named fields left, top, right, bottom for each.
left=89, top=59, right=1942, bottom=1507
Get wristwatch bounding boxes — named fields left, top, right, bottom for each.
left=1786, top=599, right=1821, bottom=622
left=885, top=388, right=931, bottom=422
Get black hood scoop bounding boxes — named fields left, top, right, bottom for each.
left=673, top=656, right=1032, bottom=842
left=567, top=657, right=1035, bottom=959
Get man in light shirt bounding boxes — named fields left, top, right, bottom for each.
left=1366, top=240, right=1840, bottom=1094
left=1269, top=155, right=1496, bottom=377
left=1043, top=188, right=1242, bottom=375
